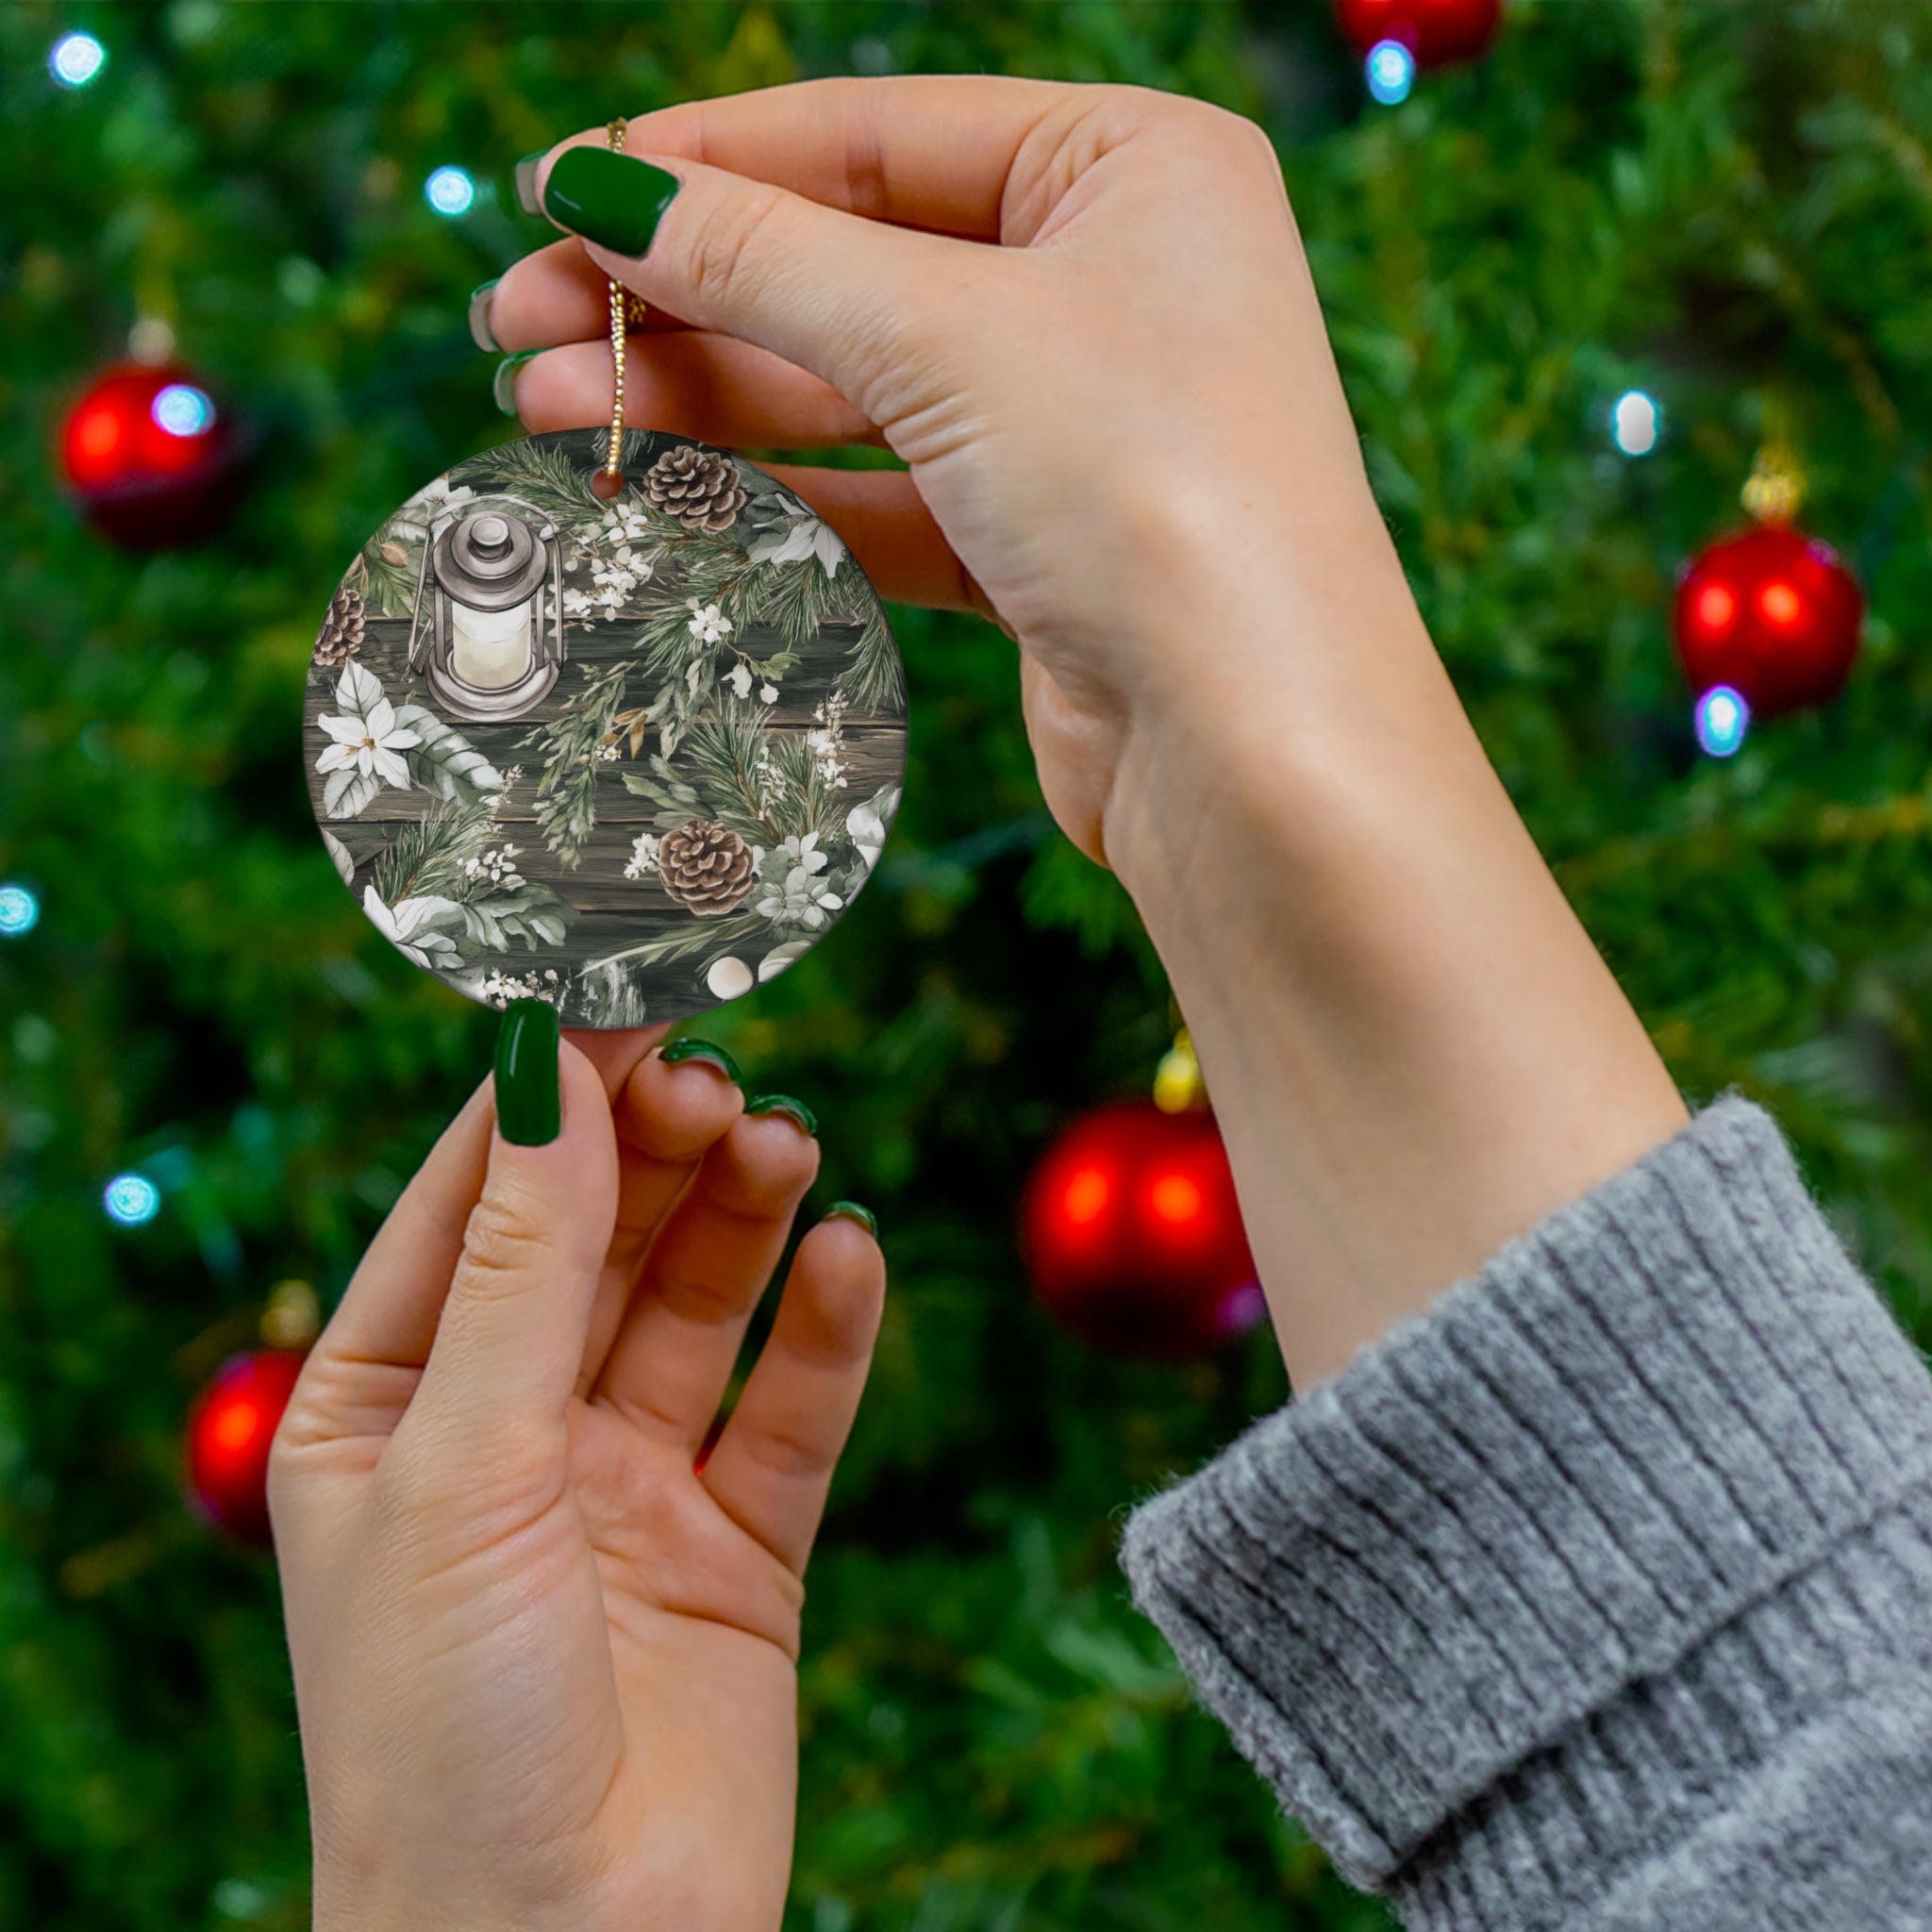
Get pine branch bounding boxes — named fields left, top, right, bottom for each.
left=680, top=702, right=782, bottom=844
left=465, top=439, right=602, bottom=526
left=515, top=659, right=638, bottom=868
left=837, top=601, right=907, bottom=713
left=373, top=797, right=497, bottom=906
left=762, top=730, right=844, bottom=845
left=579, top=908, right=767, bottom=978
left=751, top=552, right=837, bottom=650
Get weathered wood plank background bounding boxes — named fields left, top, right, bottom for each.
left=303, top=572, right=906, bottom=1022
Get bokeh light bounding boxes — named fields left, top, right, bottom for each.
left=1611, top=389, right=1660, bottom=457
left=0, top=883, right=39, bottom=937
left=1366, top=40, right=1416, bottom=106
left=49, top=32, right=106, bottom=88
left=1061, top=1166, right=1110, bottom=1227
left=152, top=384, right=216, bottom=438
left=1694, top=685, right=1750, bottom=759
left=425, top=165, right=476, bottom=216
left=104, top=1174, right=161, bottom=1226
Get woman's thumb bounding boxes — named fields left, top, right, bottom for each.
left=532, top=142, right=965, bottom=412
left=407, top=1004, right=619, bottom=1448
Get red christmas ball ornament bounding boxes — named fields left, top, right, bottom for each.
left=184, top=1348, right=306, bottom=1546
left=59, top=360, right=241, bottom=549
left=1335, top=0, right=1502, bottom=67
left=1674, top=524, right=1863, bottom=719
left=1021, top=1099, right=1263, bottom=1359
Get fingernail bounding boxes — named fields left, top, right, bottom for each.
left=468, top=278, right=502, bottom=353
left=745, top=1093, right=817, bottom=1138
left=492, top=350, right=540, bottom=416
left=495, top=998, right=561, bottom=1145
left=824, top=1200, right=876, bottom=1238
left=541, top=146, right=682, bottom=257
left=659, top=1037, right=742, bottom=1085
left=513, top=151, right=546, bottom=216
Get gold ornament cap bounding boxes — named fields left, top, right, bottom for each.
left=260, top=1278, right=321, bottom=1351
left=1154, top=1026, right=1207, bottom=1113
left=1741, top=402, right=1806, bottom=525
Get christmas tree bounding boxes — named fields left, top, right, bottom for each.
left=4, top=5, right=1931, bottom=1929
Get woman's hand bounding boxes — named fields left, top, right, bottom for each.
left=487, top=75, right=1375, bottom=872
left=483, top=76, right=1685, bottom=1389
left=270, top=1021, right=884, bottom=1932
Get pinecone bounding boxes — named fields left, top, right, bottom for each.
left=315, top=585, right=366, bottom=669
left=641, top=445, right=746, bottom=533
left=658, top=818, right=758, bottom=916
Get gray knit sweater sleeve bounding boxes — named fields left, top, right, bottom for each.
left=1119, top=1098, right=1932, bottom=1931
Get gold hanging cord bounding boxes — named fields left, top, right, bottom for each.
left=594, top=118, right=649, bottom=497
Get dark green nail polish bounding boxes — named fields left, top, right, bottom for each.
left=495, top=998, right=560, bottom=1145
left=746, top=1093, right=817, bottom=1138
left=492, top=350, right=540, bottom=416
left=660, top=1037, right=741, bottom=1085
left=468, top=278, right=501, bottom=353
left=824, top=1200, right=877, bottom=1238
left=541, top=146, right=681, bottom=257
left=513, top=152, right=545, bottom=216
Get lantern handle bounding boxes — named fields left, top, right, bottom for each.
left=404, top=520, right=435, bottom=675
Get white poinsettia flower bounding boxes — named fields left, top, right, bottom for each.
left=845, top=784, right=901, bottom=872
left=362, top=885, right=458, bottom=968
left=748, top=492, right=847, bottom=578
left=726, top=660, right=753, bottom=700
left=316, top=696, right=421, bottom=790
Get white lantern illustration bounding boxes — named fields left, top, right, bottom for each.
left=406, top=494, right=564, bottom=724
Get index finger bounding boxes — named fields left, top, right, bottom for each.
left=533, top=74, right=1080, bottom=242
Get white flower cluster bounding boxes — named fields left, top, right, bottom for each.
left=623, top=832, right=661, bottom=880
left=688, top=600, right=733, bottom=646
left=464, top=843, right=523, bottom=890
left=561, top=507, right=655, bottom=622
left=721, top=661, right=782, bottom=705
left=807, top=692, right=850, bottom=790
left=753, top=832, right=845, bottom=930
left=480, top=967, right=560, bottom=1009
left=596, top=743, right=621, bottom=761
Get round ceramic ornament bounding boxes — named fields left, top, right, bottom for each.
left=303, top=425, right=907, bottom=1026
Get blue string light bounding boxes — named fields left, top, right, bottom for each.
left=0, top=882, right=39, bottom=936
left=104, top=1174, right=162, bottom=1226
left=1611, top=390, right=1661, bottom=457
left=152, top=384, right=216, bottom=438
left=50, top=31, right=106, bottom=88
left=1365, top=40, right=1416, bottom=106
left=425, top=166, right=476, bottom=217
left=1694, top=685, right=1750, bottom=758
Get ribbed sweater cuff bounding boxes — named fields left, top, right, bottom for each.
left=1119, top=1098, right=1932, bottom=1907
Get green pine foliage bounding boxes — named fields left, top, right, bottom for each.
left=3, top=6, right=1931, bottom=1932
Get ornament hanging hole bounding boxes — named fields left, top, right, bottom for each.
left=591, top=468, right=626, bottom=501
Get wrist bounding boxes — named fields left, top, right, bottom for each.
left=1096, top=541, right=1686, bottom=1387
